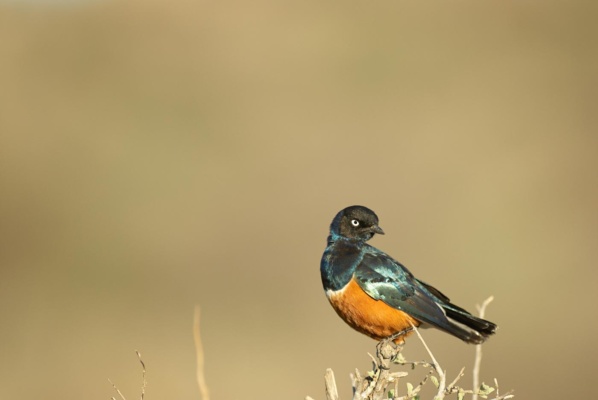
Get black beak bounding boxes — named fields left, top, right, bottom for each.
left=371, top=225, right=385, bottom=235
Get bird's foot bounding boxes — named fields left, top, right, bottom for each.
left=376, top=328, right=413, bottom=365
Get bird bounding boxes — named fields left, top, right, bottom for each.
left=320, top=205, right=497, bottom=345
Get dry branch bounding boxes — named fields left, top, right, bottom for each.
left=194, top=305, right=211, bottom=400
left=108, top=351, right=146, bottom=400
left=472, top=296, right=494, bottom=400
left=325, top=368, right=339, bottom=400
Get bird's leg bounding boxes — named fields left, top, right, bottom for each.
left=386, top=327, right=414, bottom=343
left=376, top=327, right=414, bottom=364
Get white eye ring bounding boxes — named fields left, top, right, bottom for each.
left=351, top=219, right=360, bottom=227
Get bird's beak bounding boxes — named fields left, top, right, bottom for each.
left=372, top=225, right=385, bottom=235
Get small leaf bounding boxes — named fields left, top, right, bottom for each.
left=394, top=352, right=407, bottom=364
left=478, top=382, right=495, bottom=398
left=407, top=382, right=414, bottom=396
left=430, top=375, right=439, bottom=388
left=388, top=389, right=395, bottom=398
left=457, top=389, right=465, bottom=400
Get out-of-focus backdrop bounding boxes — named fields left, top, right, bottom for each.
left=1, top=1, right=597, bottom=399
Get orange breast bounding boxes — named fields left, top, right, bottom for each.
left=327, top=277, right=420, bottom=343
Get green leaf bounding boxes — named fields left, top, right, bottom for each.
left=394, top=352, right=406, bottom=364
left=388, top=389, right=395, bottom=398
left=430, top=375, right=439, bottom=388
left=478, top=382, right=495, bottom=398
left=407, top=382, right=414, bottom=396
left=457, top=389, right=465, bottom=400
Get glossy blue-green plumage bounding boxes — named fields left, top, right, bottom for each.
left=320, top=206, right=497, bottom=344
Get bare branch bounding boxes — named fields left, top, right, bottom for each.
left=108, top=379, right=127, bottom=400
left=135, top=351, right=146, bottom=400
left=193, top=305, right=210, bottom=400
left=411, top=323, right=447, bottom=399
left=448, top=366, right=466, bottom=389
left=473, top=296, right=494, bottom=400
left=108, top=352, right=146, bottom=400
left=324, top=368, right=339, bottom=400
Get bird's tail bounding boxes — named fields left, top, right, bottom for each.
left=442, top=304, right=498, bottom=344
left=417, top=279, right=498, bottom=344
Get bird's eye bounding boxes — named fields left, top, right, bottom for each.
left=351, top=219, right=360, bottom=227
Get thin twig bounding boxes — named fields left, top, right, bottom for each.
left=135, top=351, right=146, bottom=400
left=490, top=378, right=515, bottom=400
left=108, top=378, right=127, bottom=400
left=324, top=368, right=339, bottom=400
left=193, top=305, right=210, bottom=400
left=448, top=366, right=466, bottom=389
left=108, top=352, right=146, bottom=400
left=410, top=323, right=446, bottom=399
left=405, top=367, right=434, bottom=399
left=494, top=378, right=500, bottom=398
left=473, top=296, right=494, bottom=400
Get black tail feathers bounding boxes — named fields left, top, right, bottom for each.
left=444, top=305, right=498, bottom=344
left=417, top=279, right=498, bottom=344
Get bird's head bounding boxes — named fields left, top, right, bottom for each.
left=330, top=205, right=384, bottom=241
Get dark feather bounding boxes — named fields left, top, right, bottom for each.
left=355, top=244, right=495, bottom=344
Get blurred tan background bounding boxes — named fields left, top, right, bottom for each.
left=1, top=0, right=597, bottom=399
